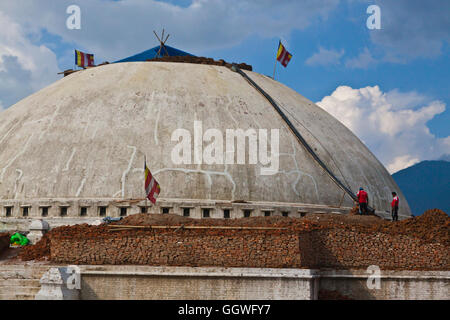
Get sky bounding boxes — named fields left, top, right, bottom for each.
left=0, top=0, right=449, bottom=174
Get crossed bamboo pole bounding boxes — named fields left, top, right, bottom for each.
left=107, top=224, right=287, bottom=232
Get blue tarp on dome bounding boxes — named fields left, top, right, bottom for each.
left=115, top=45, right=195, bottom=63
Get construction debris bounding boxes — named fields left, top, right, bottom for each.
left=349, top=206, right=360, bottom=215
left=58, top=56, right=251, bottom=78
left=102, top=217, right=123, bottom=224
left=18, top=209, right=449, bottom=270
left=18, top=233, right=50, bottom=261
left=58, top=61, right=110, bottom=77
left=147, top=55, right=253, bottom=71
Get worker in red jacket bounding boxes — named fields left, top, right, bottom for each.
left=391, top=192, right=399, bottom=221
left=356, top=187, right=369, bottom=215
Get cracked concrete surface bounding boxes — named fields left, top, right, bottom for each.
left=0, top=62, right=411, bottom=216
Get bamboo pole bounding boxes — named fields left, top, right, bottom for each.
left=113, top=198, right=146, bottom=203
left=107, top=224, right=287, bottom=230
left=338, top=190, right=346, bottom=208
left=273, top=40, right=280, bottom=80
left=144, top=154, right=148, bottom=212
left=272, top=59, right=277, bottom=80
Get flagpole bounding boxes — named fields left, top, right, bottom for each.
left=272, top=60, right=277, bottom=80
left=144, top=155, right=148, bottom=213
left=273, top=40, right=281, bottom=80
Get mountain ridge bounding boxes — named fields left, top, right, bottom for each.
left=392, top=160, right=449, bottom=216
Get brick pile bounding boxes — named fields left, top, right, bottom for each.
left=18, top=233, right=50, bottom=261
left=296, top=209, right=449, bottom=270
left=48, top=227, right=301, bottom=267
left=371, top=209, right=449, bottom=245
left=19, top=209, right=449, bottom=270
left=299, top=228, right=448, bottom=270
left=348, top=206, right=360, bottom=215
left=61, top=56, right=251, bottom=78
left=147, top=56, right=253, bottom=71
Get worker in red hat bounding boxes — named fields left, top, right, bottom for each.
left=356, top=187, right=369, bottom=215
left=391, top=192, right=399, bottom=221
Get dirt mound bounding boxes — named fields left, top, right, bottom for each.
left=0, top=232, right=10, bottom=239
left=349, top=206, right=359, bottom=215
left=0, top=232, right=11, bottom=255
left=309, top=208, right=449, bottom=245
left=147, top=55, right=253, bottom=71
left=19, top=233, right=51, bottom=261
left=371, top=209, right=449, bottom=246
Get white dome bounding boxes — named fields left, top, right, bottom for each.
left=0, top=62, right=411, bottom=217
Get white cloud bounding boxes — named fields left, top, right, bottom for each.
left=341, top=1, right=449, bottom=65
left=441, top=136, right=450, bottom=147
left=316, top=85, right=450, bottom=173
left=0, top=0, right=340, bottom=108
left=386, top=155, right=420, bottom=174
left=369, top=0, right=450, bottom=62
left=345, top=47, right=376, bottom=69
left=383, top=89, right=428, bottom=109
left=0, top=11, right=59, bottom=109
left=306, top=47, right=344, bottom=66
left=0, top=0, right=340, bottom=62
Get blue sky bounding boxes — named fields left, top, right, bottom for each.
left=203, top=1, right=450, bottom=138
left=0, top=0, right=449, bottom=173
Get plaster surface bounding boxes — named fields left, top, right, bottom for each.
left=0, top=62, right=411, bottom=216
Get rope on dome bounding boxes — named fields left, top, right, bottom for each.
left=231, top=63, right=377, bottom=214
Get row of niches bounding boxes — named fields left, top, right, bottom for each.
left=0, top=203, right=325, bottom=220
